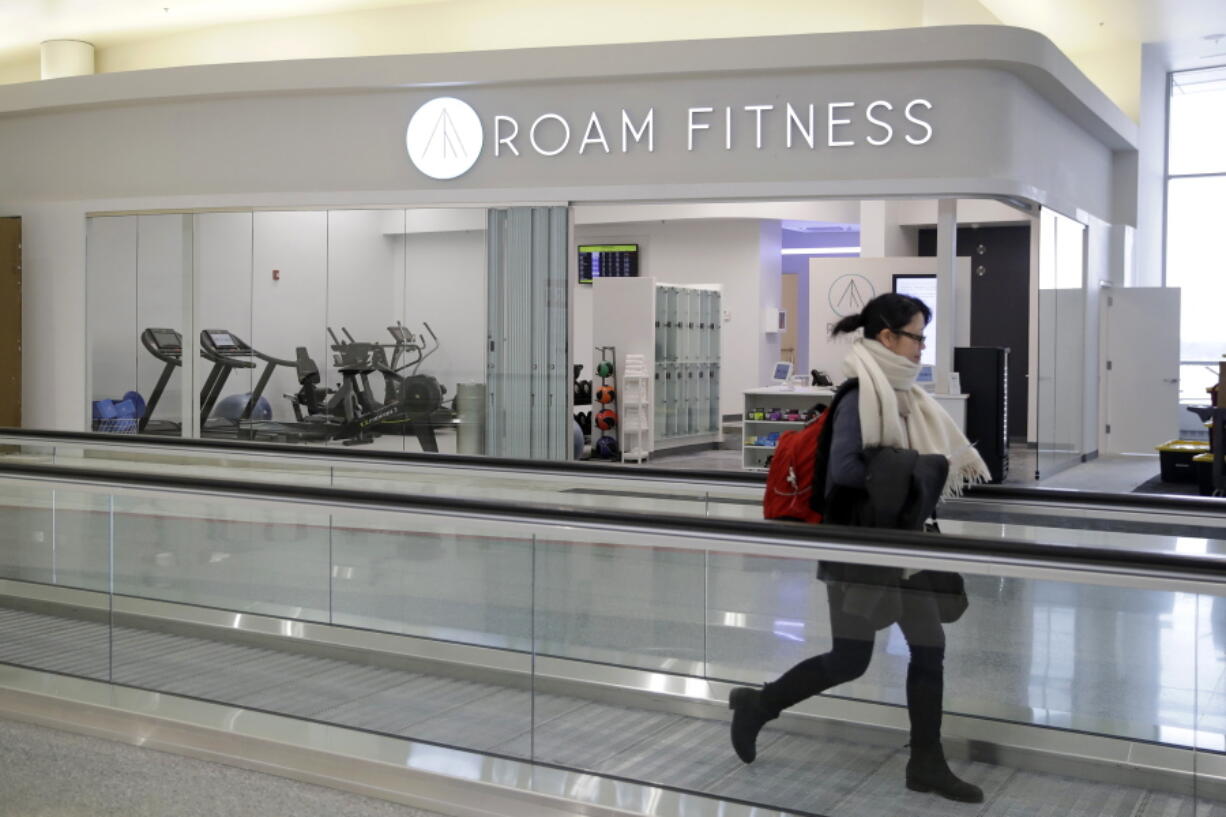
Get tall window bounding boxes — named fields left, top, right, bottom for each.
left=1167, top=66, right=1226, bottom=404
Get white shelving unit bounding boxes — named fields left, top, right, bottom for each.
left=742, top=385, right=836, bottom=471
left=621, top=354, right=650, bottom=462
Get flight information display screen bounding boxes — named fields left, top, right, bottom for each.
left=578, top=244, right=638, bottom=284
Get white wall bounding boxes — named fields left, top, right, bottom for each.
left=576, top=219, right=779, bottom=415
left=86, top=217, right=137, bottom=407
left=136, top=214, right=188, bottom=421
left=250, top=211, right=329, bottom=422
left=758, top=221, right=783, bottom=390
left=194, top=212, right=255, bottom=409
left=404, top=229, right=487, bottom=391
left=326, top=209, right=405, bottom=396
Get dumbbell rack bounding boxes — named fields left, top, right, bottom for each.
left=573, top=365, right=592, bottom=453
left=593, top=345, right=619, bottom=460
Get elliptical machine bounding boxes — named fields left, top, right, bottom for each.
left=287, top=322, right=448, bottom=450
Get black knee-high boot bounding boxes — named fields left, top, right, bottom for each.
left=903, top=645, right=982, bottom=803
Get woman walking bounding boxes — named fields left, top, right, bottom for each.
left=729, top=293, right=991, bottom=804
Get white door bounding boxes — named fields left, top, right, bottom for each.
left=1105, top=287, right=1181, bottom=454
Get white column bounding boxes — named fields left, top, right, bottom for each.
left=859, top=200, right=911, bottom=258
left=935, top=198, right=957, bottom=393
left=40, top=41, right=95, bottom=80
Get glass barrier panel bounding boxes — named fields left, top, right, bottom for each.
left=327, top=507, right=533, bottom=758
left=330, top=462, right=725, bottom=518
left=110, top=490, right=330, bottom=619
left=0, top=478, right=111, bottom=680
left=533, top=527, right=705, bottom=675
left=1196, top=588, right=1226, bottom=812
left=0, top=442, right=55, bottom=465
left=330, top=508, right=532, bottom=650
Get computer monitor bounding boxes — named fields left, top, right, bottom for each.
left=892, top=274, right=937, bottom=368
left=771, top=361, right=793, bottom=384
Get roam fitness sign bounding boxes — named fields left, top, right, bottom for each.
left=405, top=96, right=936, bottom=180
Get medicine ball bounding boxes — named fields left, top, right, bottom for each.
left=595, top=360, right=615, bottom=378
left=122, top=390, right=147, bottom=420
left=596, top=385, right=615, bottom=405
left=596, top=409, right=617, bottom=430
left=214, top=393, right=272, bottom=421
left=595, top=435, right=620, bottom=460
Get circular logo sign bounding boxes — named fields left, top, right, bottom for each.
left=827, top=274, right=875, bottom=317
left=405, top=97, right=483, bottom=180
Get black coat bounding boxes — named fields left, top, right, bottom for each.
left=811, top=381, right=968, bottom=630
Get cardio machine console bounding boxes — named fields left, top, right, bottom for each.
left=140, top=328, right=183, bottom=364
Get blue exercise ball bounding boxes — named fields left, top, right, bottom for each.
left=214, top=393, right=272, bottom=421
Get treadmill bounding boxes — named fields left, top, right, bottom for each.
left=198, top=329, right=334, bottom=443
left=137, top=327, right=184, bottom=435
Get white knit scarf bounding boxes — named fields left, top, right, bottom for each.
left=843, top=338, right=992, bottom=499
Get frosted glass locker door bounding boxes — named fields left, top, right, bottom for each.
left=677, top=288, right=685, bottom=363
left=678, top=363, right=689, bottom=436
left=653, top=369, right=665, bottom=442
left=686, top=363, right=697, bottom=435
left=655, top=286, right=666, bottom=362
left=671, top=288, right=681, bottom=360
left=698, top=291, right=709, bottom=362
left=701, top=365, right=711, bottom=431
left=667, top=363, right=679, bottom=437
left=686, top=288, right=696, bottom=360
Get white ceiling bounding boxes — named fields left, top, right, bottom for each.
left=0, top=0, right=444, bottom=57
left=2, top=0, right=1225, bottom=64
left=980, top=0, right=1226, bottom=52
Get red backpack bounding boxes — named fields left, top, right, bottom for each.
left=763, top=408, right=832, bottom=524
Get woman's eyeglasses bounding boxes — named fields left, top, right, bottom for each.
left=894, top=329, right=927, bottom=344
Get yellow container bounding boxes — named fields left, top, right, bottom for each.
left=1155, top=440, right=1209, bottom=483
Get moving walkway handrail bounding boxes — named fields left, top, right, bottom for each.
left=1, top=459, right=1223, bottom=589
left=2, top=426, right=1224, bottom=514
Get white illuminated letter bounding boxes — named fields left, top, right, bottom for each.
left=622, top=108, right=654, bottom=152
left=688, top=107, right=713, bottom=151
left=827, top=102, right=855, bottom=147
left=744, top=104, right=774, bottom=149
left=786, top=103, right=814, bottom=149
left=905, top=99, right=934, bottom=145
left=530, top=113, right=571, bottom=156
left=494, top=115, right=520, bottom=157
left=725, top=106, right=732, bottom=150
left=579, top=112, right=611, bottom=154
left=865, top=100, right=894, bottom=146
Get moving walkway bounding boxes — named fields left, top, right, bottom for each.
left=0, top=456, right=1221, bottom=816
left=3, top=428, right=1224, bottom=551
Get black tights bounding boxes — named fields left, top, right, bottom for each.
left=759, top=578, right=946, bottom=748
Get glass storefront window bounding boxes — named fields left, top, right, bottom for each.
left=87, top=208, right=494, bottom=456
